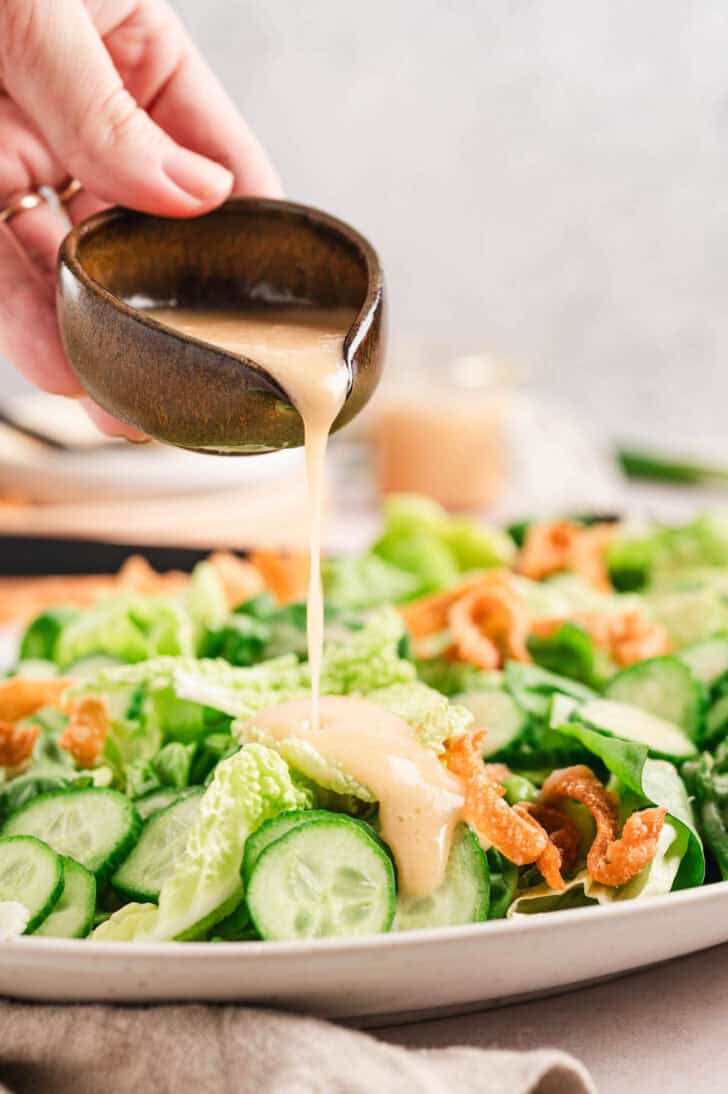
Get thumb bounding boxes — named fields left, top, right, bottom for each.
left=0, top=0, right=233, bottom=215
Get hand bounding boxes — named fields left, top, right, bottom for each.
left=0, top=0, right=282, bottom=437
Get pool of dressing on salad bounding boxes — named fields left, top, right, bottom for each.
left=146, top=305, right=352, bottom=728
left=147, top=304, right=467, bottom=898
left=248, top=697, right=466, bottom=897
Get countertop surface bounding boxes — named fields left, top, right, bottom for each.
left=378, top=940, right=728, bottom=1092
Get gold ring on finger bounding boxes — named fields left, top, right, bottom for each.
left=0, top=191, right=48, bottom=225
left=57, top=178, right=83, bottom=205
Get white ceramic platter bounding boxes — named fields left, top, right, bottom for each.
left=2, top=882, right=728, bottom=1020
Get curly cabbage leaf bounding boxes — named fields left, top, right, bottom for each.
left=94, top=743, right=311, bottom=941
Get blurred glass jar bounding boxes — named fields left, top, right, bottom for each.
left=370, top=347, right=512, bottom=511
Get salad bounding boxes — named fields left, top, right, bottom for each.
left=2, top=495, right=728, bottom=943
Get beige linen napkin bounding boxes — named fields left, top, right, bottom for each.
left=0, top=1001, right=596, bottom=1094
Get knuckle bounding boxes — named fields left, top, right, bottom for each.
left=65, top=84, right=151, bottom=173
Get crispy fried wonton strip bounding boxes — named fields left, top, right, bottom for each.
left=541, top=765, right=666, bottom=887
left=59, top=697, right=109, bottom=769
left=513, top=802, right=580, bottom=891
left=0, top=720, right=40, bottom=767
left=448, top=584, right=531, bottom=670
left=483, top=762, right=511, bottom=784
left=0, top=678, right=70, bottom=723
left=446, top=731, right=548, bottom=866
left=117, top=556, right=189, bottom=597
left=249, top=550, right=310, bottom=605
left=398, top=575, right=489, bottom=638
left=518, top=521, right=614, bottom=591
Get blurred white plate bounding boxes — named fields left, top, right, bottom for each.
left=0, top=403, right=303, bottom=503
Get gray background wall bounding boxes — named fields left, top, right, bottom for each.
left=4, top=0, right=726, bottom=442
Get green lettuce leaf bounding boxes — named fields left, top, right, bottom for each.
left=365, top=681, right=472, bottom=753
left=550, top=719, right=704, bottom=889
left=72, top=609, right=412, bottom=716
left=369, top=494, right=514, bottom=597
left=323, top=554, right=421, bottom=610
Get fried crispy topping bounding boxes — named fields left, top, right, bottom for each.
left=0, top=555, right=187, bottom=624
left=207, top=551, right=266, bottom=608
left=518, top=521, right=615, bottom=591
left=446, top=731, right=548, bottom=866
left=0, top=720, right=40, bottom=768
left=400, top=571, right=531, bottom=670
left=399, top=575, right=488, bottom=638
left=483, top=762, right=512, bottom=784
left=513, top=802, right=580, bottom=891
left=531, top=608, right=671, bottom=667
left=117, top=555, right=189, bottom=597
left=0, top=678, right=70, bottom=724
left=541, top=764, right=666, bottom=887
left=59, top=697, right=109, bottom=769
left=250, top=550, right=310, bottom=605
left=447, top=582, right=531, bottom=670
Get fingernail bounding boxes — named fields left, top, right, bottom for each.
left=162, top=146, right=233, bottom=205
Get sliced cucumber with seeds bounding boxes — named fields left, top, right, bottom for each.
left=243, top=809, right=324, bottom=884
left=112, top=789, right=203, bottom=903
left=396, top=824, right=489, bottom=931
left=243, top=810, right=388, bottom=885
left=135, top=788, right=185, bottom=821
left=574, top=698, right=697, bottom=760
left=604, top=656, right=704, bottom=740
left=453, top=690, right=527, bottom=757
left=0, top=835, right=64, bottom=932
left=246, top=814, right=396, bottom=940
left=2, top=788, right=141, bottom=878
left=33, top=856, right=95, bottom=938
left=678, top=638, right=728, bottom=690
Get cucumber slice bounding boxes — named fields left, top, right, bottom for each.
left=33, top=856, right=96, bottom=938
left=64, top=654, right=125, bottom=680
left=112, top=789, right=202, bottom=903
left=2, top=788, right=141, bottom=878
left=0, top=835, right=64, bottom=932
left=453, top=690, right=527, bottom=757
left=135, top=788, right=184, bottom=821
left=247, top=815, right=396, bottom=940
left=575, top=698, right=697, bottom=760
left=678, top=638, right=728, bottom=690
left=243, top=809, right=325, bottom=884
left=396, top=824, right=489, bottom=931
left=604, top=656, right=704, bottom=740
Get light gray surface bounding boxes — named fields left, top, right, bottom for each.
left=3, top=1, right=728, bottom=442
left=379, top=941, right=728, bottom=1093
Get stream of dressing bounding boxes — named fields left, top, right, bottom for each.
left=146, top=305, right=353, bottom=728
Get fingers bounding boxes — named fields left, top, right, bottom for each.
left=80, top=397, right=148, bottom=442
left=96, top=0, right=282, bottom=197
left=147, top=49, right=284, bottom=198
left=0, top=216, right=82, bottom=395
left=7, top=195, right=68, bottom=281
left=0, top=0, right=233, bottom=217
